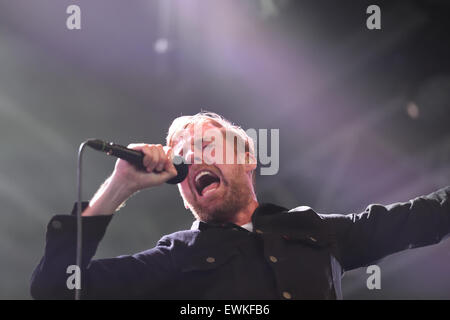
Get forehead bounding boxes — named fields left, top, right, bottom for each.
left=172, top=120, right=225, bottom=144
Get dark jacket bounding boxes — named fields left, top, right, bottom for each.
left=30, top=186, right=450, bottom=299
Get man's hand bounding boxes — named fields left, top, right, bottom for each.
left=112, top=143, right=178, bottom=192
left=82, top=144, right=178, bottom=216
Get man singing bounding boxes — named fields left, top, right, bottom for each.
left=31, top=112, right=450, bottom=299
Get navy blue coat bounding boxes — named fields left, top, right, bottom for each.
left=30, top=186, right=450, bottom=299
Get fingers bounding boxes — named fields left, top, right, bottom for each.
left=154, top=146, right=166, bottom=172
left=163, top=146, right=178, bottom=177
left=126, top=143, right=147, bottom=152
left=128, top=143, right=173, bottom=175
left=143, top=145, right=158, bottom=173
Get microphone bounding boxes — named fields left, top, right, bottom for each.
left=86, top=139, right=188, bottom=184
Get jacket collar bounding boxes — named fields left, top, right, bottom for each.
left=190, top=203, right=288, bottom=231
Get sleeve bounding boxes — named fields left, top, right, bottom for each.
left=30, top=203, right=177, bottom=299
left=324, top=186, right=450, bottom=271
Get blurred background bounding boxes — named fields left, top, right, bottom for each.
left=0, top=0, right=449, bottom=299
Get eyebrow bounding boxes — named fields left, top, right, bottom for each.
left=173, top=137, right=212, bottom=155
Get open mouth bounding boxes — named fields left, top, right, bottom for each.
left=194, top=170, right=221, bottom=197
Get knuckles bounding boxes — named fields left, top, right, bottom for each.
left=126, top=143, right=170, bottom=170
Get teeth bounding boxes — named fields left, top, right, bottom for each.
left=195, top=170, right=213, bottom=183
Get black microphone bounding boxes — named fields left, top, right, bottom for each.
left=86, top=139, right=188, bottom=184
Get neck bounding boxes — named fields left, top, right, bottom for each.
left=231, top=197, right=259, bottom=226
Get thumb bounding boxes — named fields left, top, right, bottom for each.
left=166, top=160, right=178, bottom=178
left=153, top=169, right=177, bottom=185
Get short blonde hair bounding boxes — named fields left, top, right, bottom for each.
left=166, top=111, right=255, bottom=158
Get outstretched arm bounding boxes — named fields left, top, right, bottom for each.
left=325, top=186, right=450, bottom=271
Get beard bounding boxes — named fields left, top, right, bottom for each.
left=188, top=169, right=253, bottom=224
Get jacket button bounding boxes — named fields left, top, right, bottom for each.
left=269, top=256, right=278, bottom=263
left=255, top=229, right=263, bottom=234
left=51, top=220, right=62, bottom=230
left=206, top=257, right=215, bottom=263
left=282, top=291, right=292, bottom=299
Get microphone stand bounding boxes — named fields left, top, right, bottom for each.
left=75, top=141, right=89, bottom=300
